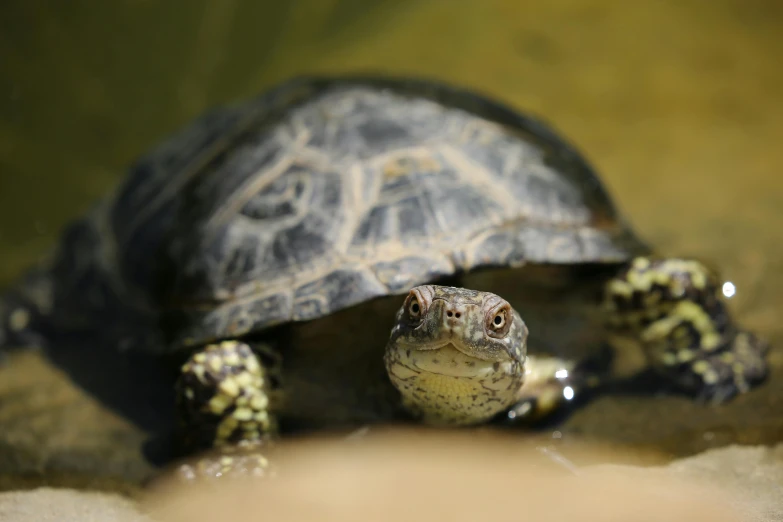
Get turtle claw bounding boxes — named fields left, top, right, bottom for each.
left=680, top=331, right=769, bottom=404
left=0, top=279, right=50, bottom=352
left=505, top=396, right=539, bottom=422
left=175, top=441, right=276, bottom=483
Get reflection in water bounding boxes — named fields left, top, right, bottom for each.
left=723, top=282, right=737, bottom=299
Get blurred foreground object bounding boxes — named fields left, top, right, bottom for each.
left=144, top=430, right=780, bottom=522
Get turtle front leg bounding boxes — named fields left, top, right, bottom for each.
left=604, top=257, right=769, bottom=402
left=174, top=340, right=281, bottom=481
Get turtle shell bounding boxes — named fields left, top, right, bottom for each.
left=108, top=76, right=648, bottom=349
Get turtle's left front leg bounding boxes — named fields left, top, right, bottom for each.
left=604, top=257, right=769, bottom=402
left=173, top=340, right=282, bottom=481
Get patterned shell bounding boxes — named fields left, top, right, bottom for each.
left=108, top=76, right=647, bottom=348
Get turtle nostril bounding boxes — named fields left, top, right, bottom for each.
left=444, top=309, right=462, bottom=320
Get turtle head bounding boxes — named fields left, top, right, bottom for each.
left=384, top=285, right=528, bottom=425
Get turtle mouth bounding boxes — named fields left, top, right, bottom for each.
left=392, top=336, right=522, bottom=365
left=407, top=343, right=511, bottom=378
left=394, top=337, right=491, bottom=357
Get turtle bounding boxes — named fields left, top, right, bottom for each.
left=0, top=75, right=769, bottom=480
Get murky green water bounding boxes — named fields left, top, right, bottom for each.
left=0, top=0, right=781, bottom=491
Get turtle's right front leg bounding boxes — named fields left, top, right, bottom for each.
left=174, top=340, right=282, bottom=481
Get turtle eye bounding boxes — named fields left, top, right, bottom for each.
left=492, top=312, right=505, bottom=328
left=408, top=295, right=422, bottom=318
left=404, top=289, right=428, bottom=324
left=486, top=303, right=512, bottom=338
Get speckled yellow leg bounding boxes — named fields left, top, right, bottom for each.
left=604, top=257, right=769, bottom=402
left=174, top=340, right=281, bottom=481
